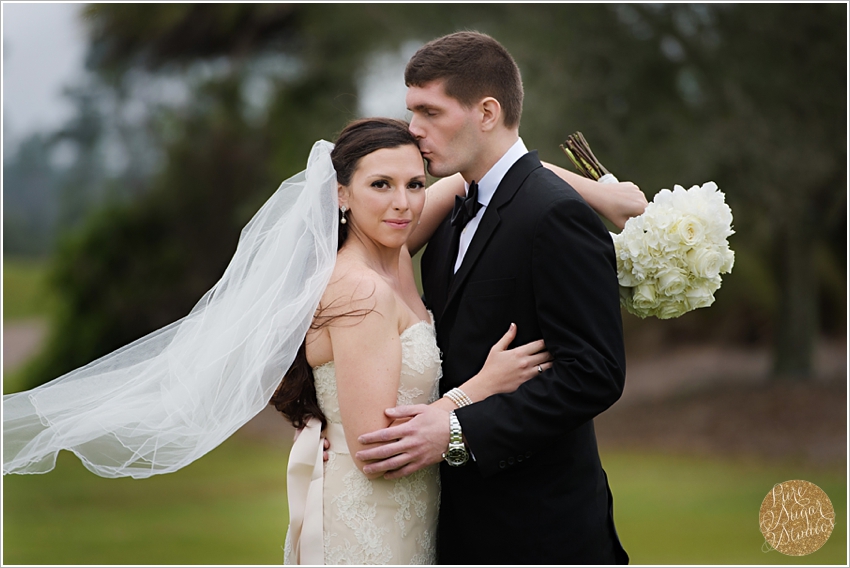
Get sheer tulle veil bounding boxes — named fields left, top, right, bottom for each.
left=3, top=140, right=338, bottom=479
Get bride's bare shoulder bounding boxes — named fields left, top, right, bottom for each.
left=318, top=256, right=394, bottom=321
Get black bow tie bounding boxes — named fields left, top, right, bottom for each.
left=450, top=181, right=482, bottom=230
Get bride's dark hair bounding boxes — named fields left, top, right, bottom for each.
left=270, top=118, right=419, bottom=429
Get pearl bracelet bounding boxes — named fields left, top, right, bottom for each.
left=443, top=387, right=473, bottom=408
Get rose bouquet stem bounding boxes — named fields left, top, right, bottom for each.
left=560, top=132, right=619, bottom=185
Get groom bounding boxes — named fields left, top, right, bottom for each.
left=356, top=31, right=629, bottom=564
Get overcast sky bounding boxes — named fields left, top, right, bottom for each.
left=3, top=2, right=89, bottom=154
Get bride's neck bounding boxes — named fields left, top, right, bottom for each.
left=339, top=236, right=401, bottom=278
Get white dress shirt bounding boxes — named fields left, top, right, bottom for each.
left=454, top=138, right=529, bottom=273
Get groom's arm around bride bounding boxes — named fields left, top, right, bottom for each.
left=357, top=30, right=629, bottom=565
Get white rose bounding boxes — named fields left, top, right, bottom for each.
left=655, top=266, right=689, bottom=297
left=675, top=214, right=706, bottom=247
left=685, top=284, right=716, bottom=310
left=631, top=282, right=659, bottom=314
left=657, top=299, right=689, bottom=319
left=687, top=247, right=723, bottom=279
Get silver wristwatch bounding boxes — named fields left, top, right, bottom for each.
left=442, top=410, right=469, bottom=466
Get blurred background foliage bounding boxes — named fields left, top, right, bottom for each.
left=3, top=4, right=846, bottom=566
left=3, top=3, right=846, bottom=390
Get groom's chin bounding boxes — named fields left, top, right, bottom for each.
left=425, top=162, right=453, bottom=179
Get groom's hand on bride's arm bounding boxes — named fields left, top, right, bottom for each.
left=355, top=403, right=452, bottom=479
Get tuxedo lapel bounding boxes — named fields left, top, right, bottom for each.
left=442, top=151, right=542, bottom=315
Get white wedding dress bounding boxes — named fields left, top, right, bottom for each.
left=284, top=316, right=442, bottom=565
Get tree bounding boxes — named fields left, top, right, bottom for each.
left=29, top=75, right=271, bottom=385
left=27, top=4, right=845, bottom=387
left=3, top=135, right=61, bottom=257
left=28, top=3, right=407, bottom=385
left=629, top=4, right=846, bottom=378
left=500, top=3, right=845, bottom=377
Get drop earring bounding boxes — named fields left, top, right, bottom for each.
left=340, top=205, right=347, bottom=224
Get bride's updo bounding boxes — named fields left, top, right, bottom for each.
left=272, top=117, right=420, bottom=428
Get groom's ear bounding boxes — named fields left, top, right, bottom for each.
left=479, top=97, right=502, bottom=132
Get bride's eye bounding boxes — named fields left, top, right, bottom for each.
left=371, top=180, right=390, bottom=190
left=408, top=181, right=425, bottom=191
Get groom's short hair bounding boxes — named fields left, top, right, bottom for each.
left=405, top=31, right=523, bottom=129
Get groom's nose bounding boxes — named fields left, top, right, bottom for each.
left=408, top=115, right=425, bottom=140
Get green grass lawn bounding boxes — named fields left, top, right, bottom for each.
left=3, top=434, right=291, bottom=565
left=3, top=257, right=54, bottom=322
left=2, top=257, right=845, bottom=564
left=4, top=436, right=845, bottom=565
left=3, top=257, right=53, bottom=395
left=2, top=365, right=29, bottom=396
left=603, top=450, right=846, bottom=565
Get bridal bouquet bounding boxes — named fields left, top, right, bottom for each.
left=561, top=133, right=735, bottom=319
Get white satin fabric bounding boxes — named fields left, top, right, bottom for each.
left=4, top=140, right=339, bottom=479
left=284, top=319, right=442, bottom=565
left=283, top=418, right=346, bottom=565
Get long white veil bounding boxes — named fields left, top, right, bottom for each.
left=3, top=140, right=338, bottom=479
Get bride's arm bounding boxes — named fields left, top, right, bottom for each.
left=406, top=165, right=648, bottom=256
left=542, top=161, right=647, bottom=229
left=439, top=323, right=549, bottom=407
left=407, top=173, right=466, bottom=256
left=390, top=323, right=551, bottom=420
left=327, top=275, right=405, bottom=479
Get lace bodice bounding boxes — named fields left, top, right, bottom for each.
left=285, top=316, right=442, bottom=565
left=313, top=319, right=442, bottom=422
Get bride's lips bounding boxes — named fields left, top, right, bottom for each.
left=385, top=219, right=412, bottom=229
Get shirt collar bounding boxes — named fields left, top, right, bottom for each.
left=465, top=138, right=528, bottom=207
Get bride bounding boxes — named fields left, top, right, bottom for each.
left=3, top=117, right=644, bottom=565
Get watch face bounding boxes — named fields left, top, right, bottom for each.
left=445, top=446, right=468, bottom=466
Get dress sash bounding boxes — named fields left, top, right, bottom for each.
left=284, top=418, right=348, bottom=565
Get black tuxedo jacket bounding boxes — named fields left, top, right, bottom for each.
left=421, top=151, right=629, bottom=565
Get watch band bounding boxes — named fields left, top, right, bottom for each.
left=443, top=410, right=469, bottom=466
left=448, top=410, right=462, bottom=442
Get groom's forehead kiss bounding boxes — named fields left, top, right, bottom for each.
left=406, top=80, right=465, bottom=116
